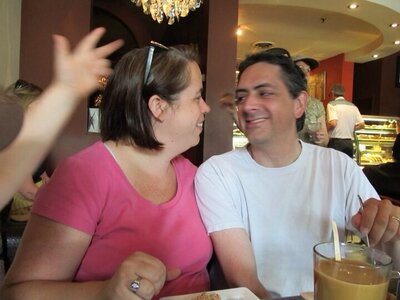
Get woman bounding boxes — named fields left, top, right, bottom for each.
left=1, top=43, right=212, bottom=300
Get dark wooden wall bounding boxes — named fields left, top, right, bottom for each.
left=353, top=51, right=400, bottom=116
left=20, top=0, right=238, bottom=171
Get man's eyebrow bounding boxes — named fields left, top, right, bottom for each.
left=236, top=83, right=273, bottom=94
left=235, top=88, right=248, bottom=94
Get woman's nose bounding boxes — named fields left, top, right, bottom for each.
left=201, top=98, right=211, bottom=113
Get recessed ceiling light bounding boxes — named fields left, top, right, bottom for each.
left=348, top=3, right=359, bottom=9
left=252, top=41, right=275, bottom=50
left=390, top=23, right=399, bottom=28
left=394, top=40, right=400, bottom=45
left=372, top=54, right=379, bottom=58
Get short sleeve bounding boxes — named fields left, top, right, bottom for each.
left=327, top=103, right=337, bottom=121
left=195, top=158, right=246, bottom=233
left=355, top=108, right=364, bottom=124
left=32, top=155, right=105, bottom=234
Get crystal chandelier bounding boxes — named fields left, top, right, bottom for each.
left=132, top=0, right=202, bottom=25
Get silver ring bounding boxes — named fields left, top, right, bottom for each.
left=130, top=276, right=142, bottom=294
left=391, top=215, right=400, bottom=223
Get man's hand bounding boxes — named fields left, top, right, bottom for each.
left=351, top=198, right=400, bottom=246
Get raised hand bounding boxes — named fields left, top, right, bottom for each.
left=52, top=27, right=123, bottom=99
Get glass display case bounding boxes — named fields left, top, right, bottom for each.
left=232, top=125, right=248, bottom=149
left=354, top=115, right=399, bottom=166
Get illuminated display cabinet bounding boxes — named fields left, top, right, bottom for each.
left=354, top=115, right=399, bottom=166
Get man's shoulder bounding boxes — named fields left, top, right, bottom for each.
left=199, top=149, right=246, bottom=170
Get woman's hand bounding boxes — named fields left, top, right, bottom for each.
left=101, top=252, right=181, bottom=300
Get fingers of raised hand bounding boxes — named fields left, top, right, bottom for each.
left=93, top=39, right=124, bottom=60
left=74, top=27, right=106, bottom=53
left=73, top=27, right=123, bottom=62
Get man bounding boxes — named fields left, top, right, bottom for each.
left=195, top=51, right=400, bottom=298
left=294, top=56, right=329, bottom=147
left=326, top=84, right=365, bottom=158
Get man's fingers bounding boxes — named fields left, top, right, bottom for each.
left=359, top=200, right=378, bottom=235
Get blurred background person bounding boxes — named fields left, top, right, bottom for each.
left=0, top=95, right=23, bottom=153
left=1, top=43, right=212, bottom=300
left=218, top=92, right=240, bottom=130
left=5, top=80, right=49, bottom=222
left=363, top=133, right=400, bottom=201
left=294, top=56, right=329, bottom=147
left=327, top=83, right=365, bottom=158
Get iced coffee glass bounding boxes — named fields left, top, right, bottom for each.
left=313, top=242, right=392, bottom=300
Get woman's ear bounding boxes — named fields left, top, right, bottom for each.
left=148, top=95, right=168, bottom=121
left=294, top=91, right=308, bottom=119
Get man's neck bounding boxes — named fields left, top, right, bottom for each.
left=334, top=96, right=345, bottom=100
left=247, top=138, right=302, bottom=168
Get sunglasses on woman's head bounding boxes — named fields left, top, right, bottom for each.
left=143, top=41, right=169, bottom=85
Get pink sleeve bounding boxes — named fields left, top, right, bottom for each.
left=32, top=155, right=105, bottom=235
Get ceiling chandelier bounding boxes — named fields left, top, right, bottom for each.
left=132, top=0, right=202, bottom=25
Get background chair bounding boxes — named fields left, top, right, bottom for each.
left=0, top=201, right=26, bottom=272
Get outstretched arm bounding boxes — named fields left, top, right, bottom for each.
left=0, top=28, right=123, bottom=209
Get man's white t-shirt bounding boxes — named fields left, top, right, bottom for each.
left=195, top=142, right=378, bottom=297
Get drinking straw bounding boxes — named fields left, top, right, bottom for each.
left=332, top=220, right=341, bottom=261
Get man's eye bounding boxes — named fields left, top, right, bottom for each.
left=260, top=91, right=273, bottom=97
left=235, top=96, right=246, bottom=104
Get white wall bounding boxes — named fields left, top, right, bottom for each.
left=0, top=0, right=21, bottom=90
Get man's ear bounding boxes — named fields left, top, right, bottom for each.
left=148, top=95, right=168, bottom=121
left=294, top=91, right=308, bottom=119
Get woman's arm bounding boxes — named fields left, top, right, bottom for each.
left=1, top=214, right=101, bottom=299
left=1, top=214, right=173, bottom=300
